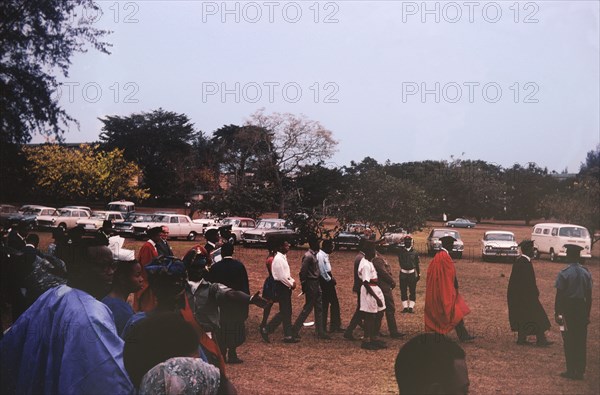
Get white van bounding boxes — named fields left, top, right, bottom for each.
left=107, top=200, right=135, bottom=215
left=531, top=223, right=592, bottom=261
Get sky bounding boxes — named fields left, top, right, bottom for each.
left=36, top=0, right=600, bottom=173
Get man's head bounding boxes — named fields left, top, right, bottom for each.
left=147, top=226, right=163, bottom=243
left=273, top=236, right=290, bottom=255
left=308, top=235, right=320, bottom=252
left=17, top=221, right=30, bottom=237
left=204, top=228, right=220, bottom=244
left=160, top=226, right=170, bottom=242
left=57, top=233, right=116, bottom=299
left=440, top=236, right=456, bottom=252
left=113, top=260, right=143, bottom=294
left=25, top=233, right=39, bottom=248
left=221, top=242, right=234, bottom=257
left=321, top=239, right=334, bottom=254
left=519, top=239, right=534, bottom=257
left=404, top=235, right=413, bottom=248
left=184, top=246, right=209, bottom=282
left=395, top=333, right=469, bottom=395
left=564, top=244, right=583, bottom=262
left=146, top=257, right=188, bottom=310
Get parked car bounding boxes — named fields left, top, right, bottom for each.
left=62, top=206, right=92, bottom=215
left=242, top=218, right=301, bottom=246
left=192, top=216, right=221, bottom=234
left=427, top=229, right=464, bottom=258
left=531, top=223, right=592, bottom=261
left=132, top=213, right=204, bottom=241
left=36, top=207, right=91, bottom=231
left=333, top=223, right=370, bottom=250
left=5, top=205, right=56, bottom=229
left=379, top=227, right=409, bottom=253
left=205, top=217, right=256, bottom=244
left=113, top=213, right=156, bottom=236
left=445, top=218, right=476, bottom=228
left=76, top=211, right=126, bottom=232
left=106, top=200, right=136, bottom=216
left=481, top=231, right=519, bottom=262
left=0, top=204, right=19, bottom=228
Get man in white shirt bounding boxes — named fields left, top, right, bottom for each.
left=264, top=238, right=298, bottom=343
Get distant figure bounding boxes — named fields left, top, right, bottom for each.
left=204, top=242, right=251, bottom=364
left=357, top=242, right=386, bottom=350
left=373, top=249, right=403, bottom=338
left=133, top=226, right=161, bottom=312
left=292, top=236, right=330, bottom=340
left=204, top=229, right=220, bottom=255
left=397, top=235, right=420, bottom=313
left=259, top=239, right=278, bottom=342
left=507, top=240, right=552, bottom=346
left=424, top=236, right=475, bottom=342
left=7, top=222, right=29, bottom=251
left=155, top=225, right=174, bottom=257
left=555, top=244, right=593, bottom=381
left=318, top=239, right=343, bottom=333
left=344, top=238, right=368, bottom=341
left=395, top=333, right=469, bottom=395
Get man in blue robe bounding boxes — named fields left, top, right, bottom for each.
left=0, top=234, right=134, bottom=395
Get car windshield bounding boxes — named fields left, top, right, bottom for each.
left=133, top=215, right=154, bottom=222
left=558, top=227, right=589, bottom=238
left=221, top=218, right=240, bottom=226
left=22, top=208, right=40, bottom=215
left=485, top=233, right=515, bottom=241
left=257, top=220, right=284, bottom=229
left=153, top=215, right=173, bottom=222
left=58, top=210, right=72, bottom=217
left=90, top=213, right=108, bottom=219
left=432, top=230, right=460, bottom=239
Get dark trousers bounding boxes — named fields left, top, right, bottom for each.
left=363, top=311, right=383, bottom=340
left=266, top=282, right=293, bottom=337
left=292, top=279, right=325, bottom=335
left=381, top=287, right=399, bottom=335
left=399, top=273, right=417, bottom=302
left=345, top=292, right=363, bottom=335
left=320, top=278, right=341, bottom=330
left=562, top=300, right=589, bottom=376
left=455, top=320, right=471, bottom=340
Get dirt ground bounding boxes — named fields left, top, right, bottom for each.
left=28, top=221, right=600, bottom=394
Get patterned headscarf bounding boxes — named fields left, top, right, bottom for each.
left=139, top=357, right=220, bottom=395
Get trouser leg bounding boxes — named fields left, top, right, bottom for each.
left=345, top=293, right=363, bottom=334
left=261, top=303, right=273, bottom=327
left=320, top=278, right=331, bottom=330
left=408, top=276, right=417, bottom=303
left=277, top=285, right=293, bottom=337
left=382, top=289, right=398, bottom=335
left=292, top=280, right=320, bottom=334
left=455, top=320, right=471, bottom=340
left=329, top=285, right=342, bottom=329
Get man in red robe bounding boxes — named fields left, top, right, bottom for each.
left=425, top=236, right=475, bottom=342
left=133, top=226, right=161, bottom=312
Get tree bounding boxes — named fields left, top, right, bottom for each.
left=1, top=1, right=111, bottom=145
left=335, top=167, right=429, bottom=235
left=24, top=144, right=149, bottom=202
left=99, top=109, right=200, bottom=201
left=246, top=109, right=338, bottom=216
left=196, top=186, right=276, bottom=220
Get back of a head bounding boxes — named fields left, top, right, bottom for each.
left=220, top=242, right=234, bottom=257
left=25, top=233, right=39, bottom=248
left=124, top=312, right=198, bottom=388
left=395, top=333, right=466, bottom=394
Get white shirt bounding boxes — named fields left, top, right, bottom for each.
left=271, top=251, right=295, bottom=289
left=358, top=257, right=385, bottom=313
left=317, top=250, right=332, bottom=282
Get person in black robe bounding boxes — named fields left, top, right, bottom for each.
left=507, top=240, right=552, bottom=346
left=204, top=242, right=250, bottom=364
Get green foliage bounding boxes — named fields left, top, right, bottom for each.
left=99, top=109, right=201, bottom=201
left=0, top=0, right=111, bottom=145
left=195, top=186, right=276, bottom=220
left=24, top=144, right=149, bottom=202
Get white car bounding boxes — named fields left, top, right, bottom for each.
left=37, top=207, right=91, bottom=230
left=481, top=231, right=519, bottom=262
left=77, top=211, right=126, bottom=232
left=205, top=217, right=256, bottom=244
left=132, top=213, right=204, bottom=241
left=192, top=217, right=221, bottom=234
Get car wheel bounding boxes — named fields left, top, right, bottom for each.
left=58, top=223, right=67, bottom=232
left=230, top=234, right=237, bottom=244
left=450, top=224, right=455, bottom=228
left=187, top=231, right=197, bottom=241
left=550, top=250, right=556, bottom=262
left=533, top=248, right=540, bottom=259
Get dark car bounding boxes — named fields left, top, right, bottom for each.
left=445, top=218, right=476, bottom=228
left=333, top=223, right=370, bottom=250
left=113, top=213, right=156, bottom=236
left=427, top=229, right=465, bottom=258
left=0, top=204, right=19, bottom=228
left=242, top=218, right=301, bottom=247
left=4, top=206, right=56, bottom=229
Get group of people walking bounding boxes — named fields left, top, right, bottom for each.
left=0, top=220, right=594, bottom=394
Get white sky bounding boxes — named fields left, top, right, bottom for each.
left=36, top=0, right=600, bottom=173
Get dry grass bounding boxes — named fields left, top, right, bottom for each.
left=26, top=222, right=600, bottom=394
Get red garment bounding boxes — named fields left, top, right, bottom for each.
left=424, top=250, right=470, bottom=334
left=133, top=241, right=158, bottom=312
left=181, top=293, right=226, bottom=375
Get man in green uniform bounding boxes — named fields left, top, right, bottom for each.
left=555, top=244, right=593, bottom=380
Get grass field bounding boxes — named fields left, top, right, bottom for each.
left=26, top=221, right=600, bottom=394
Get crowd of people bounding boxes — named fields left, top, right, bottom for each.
left=0, top=220, right=593, bottom=394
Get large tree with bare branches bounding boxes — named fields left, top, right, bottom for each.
left=246, top=109, right=338, bottom=216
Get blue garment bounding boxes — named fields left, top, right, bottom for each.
left=121, top=311, right=147, bottom=339
left=102, top=296, right=136, bottom=336
left=555, top=263, right=593, bottom=299
left=0, top=285, right=134, bottom=395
